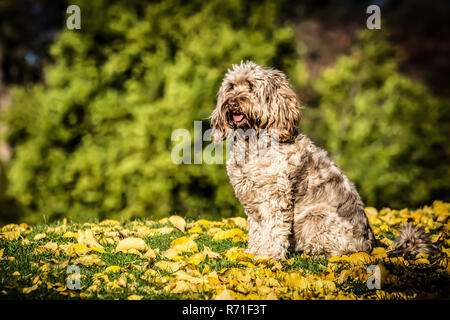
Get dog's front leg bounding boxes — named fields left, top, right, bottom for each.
left=264, top=206, right=293, bottom=260
left=245, top=214, right=264, bottom=255
left=248, top=203, right=293, bottom=260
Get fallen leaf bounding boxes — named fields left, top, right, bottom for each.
left=188, top=226, right=203, bottom=234
left=224, top=247, right=253, bottom=262
left=104, top=266, right=126, bottom=273
left=173, top=270, right=207, bottom=284
left=4, top=230, right=20, bottom=240
left=33, top=233, right=47, bottom=241
left=284, top=272, right=309, bottom=290
left=22, top=284, right=39, bottom=294
left=214, top=288, right=235, bottom=300
left=347, top=252, right=375, bottom=265
left=78, top=229, right=104, bottom=249
left=170, top=237, right=198, bottom=254
left=116, top=237, right=148, bottom=253
left=213, top=228, right=245, bottom=242
left=201, top=245, right=221, bottom=259
left=223, top=217, right=248, bottom=229
left=169, top=216, right=187, bottom=232
left=371, top=247, right=387, bottom=258
left=186, top=253, right=206, bottom=265
left=99, top=219, right=121, bottom=226
left=155, top=261, right=185, bottom=273
left=143, top=248, right=156, bottom=259
left=162, top=248, right=180, bottom=260
left=74, top=254, right=105, bottom=267
left=61, top=231, right=78, bottom=239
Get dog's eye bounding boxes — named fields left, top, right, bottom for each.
left=247, top=80, right=253, bottom=91
left=229, top=83, right=234, bottom=90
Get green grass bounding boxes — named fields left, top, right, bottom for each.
left=1, top=203, right=450, bottom=300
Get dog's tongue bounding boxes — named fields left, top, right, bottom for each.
left=233, top=114, right=244, bottom=122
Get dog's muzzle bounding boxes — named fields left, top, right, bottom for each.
left=227, top=99, right=245, bottom=123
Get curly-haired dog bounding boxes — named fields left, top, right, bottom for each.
left=211, top=61, right=437, bottom=260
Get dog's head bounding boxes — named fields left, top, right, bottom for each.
left=210, top=61, right=300, bottom=142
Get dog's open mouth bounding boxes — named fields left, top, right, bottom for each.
left=232, top=113, right=245, bottom=123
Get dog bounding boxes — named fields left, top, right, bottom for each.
left=210, top=61, right=438, bottom=260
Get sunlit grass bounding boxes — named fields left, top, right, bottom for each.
left=0, top=201, right=449, bottom=300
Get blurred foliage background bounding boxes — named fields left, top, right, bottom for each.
left=0, top=0, right=449, bottom=224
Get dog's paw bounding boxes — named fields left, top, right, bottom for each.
left=244, top=247, right=257, bottom=255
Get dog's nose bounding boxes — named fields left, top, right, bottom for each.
left=228, top=99, right=238, bottom=108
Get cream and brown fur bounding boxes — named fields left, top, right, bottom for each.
left=211, top=61, right=437, bottom=260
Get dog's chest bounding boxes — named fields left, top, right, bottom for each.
left=226, top=140, right=294, bottom=206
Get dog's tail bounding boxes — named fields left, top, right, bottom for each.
left=388, top=223, right=439, bottom=257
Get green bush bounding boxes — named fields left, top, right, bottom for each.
left=305, top=30, right=449, bottom=209
left=3, top=0, right=306, bottom=223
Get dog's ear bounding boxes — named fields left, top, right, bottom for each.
left=210, top=107, right=226, bottom=143
left=210, top=85, right=230, bottom=143
left=265, top=70, right=300, bottom=142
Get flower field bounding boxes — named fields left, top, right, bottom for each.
left=0, top=201, right=449, bottom=300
